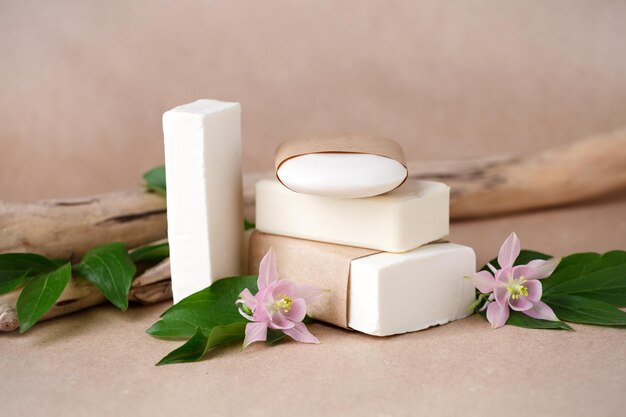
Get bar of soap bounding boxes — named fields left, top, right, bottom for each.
left=277, top=153, right=407, bottom=198
left=255, top=179, right=449, bottom=252
left=274, top=134, right=408, bottom=198
left=247, top=231, right=476, bottom=336
left=349, top=243, right=476, bottom=336
left=163, top=99, right=243, bottom=303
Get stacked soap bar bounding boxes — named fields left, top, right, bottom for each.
left=349, top=243, right=475, bottom=336
left=252, top=134, right=476, bottom=336
left=249, top=231, right=476, bottom=336
left=275, top=134, right=408, bottom=198
left=256, top=178, right=449, bottom=252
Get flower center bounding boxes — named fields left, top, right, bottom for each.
left=272, top=294, right=293, bottom=313
left=506, top=276, right=529, bottom=300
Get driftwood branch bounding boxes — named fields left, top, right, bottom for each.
left=0, top=189, right=167, bottom=262
left=418, top=127, right=626, bottom=219
left=1, top=127, right=625, bottom=331
left=0, top=258, right=172, bottom=332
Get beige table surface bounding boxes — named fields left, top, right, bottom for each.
left=1, top=195, right=626, bottom=417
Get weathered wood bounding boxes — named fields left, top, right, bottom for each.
left=0, top=258, right=172, bottom=332
left=132, top=258, right=171, bottom=288
left=0, top=306, right=17, bottom=332
left=0, top=189, right=167, bottom=262
left=421, top=127, right=626, bottom=219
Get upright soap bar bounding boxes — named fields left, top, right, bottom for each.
left=349, top=243, right=476, bottom=336
left=163, top=99, right=243, bottom=303
left=255, top=179, right=449, bottom=252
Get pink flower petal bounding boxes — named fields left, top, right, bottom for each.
left=467, top=270, right=498, bottom=293
left=272, top=280, right=297, bottom=299
left=284, top=298, right=306, bottom=323
left=498, top=232, right=520, bottom=269
left=282, top=321, right=319, bottom=344
left=522, top=301, right=558, bottom=321
left=268, top=311, right=296, bottom=330
left=251, top=285, right=273, bottom=322
left=257, top=247, right=279, bottom=290
left=494, top=286, right=509, bottom=306
left=486, top=302, right=510, bottom=329
left=294, top=283, right=329, bottom=304
left=524, top=280, right=542, bottom=302
left=252, top=303, right=270, bottom=322
left=242, top=322, right=268, bottom=349
left=495, top=265, right=513, bottom=283
left=259, top=281, right=278, bottom=308
left=508, top=296, right=533, bottom=311
left=238, top=288, right=257, bottom=310
left=523, top=258, right=561, bottom=280
left=512, top=265, right=532, bottom=280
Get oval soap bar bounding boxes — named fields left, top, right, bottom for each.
left=275, top=134, right=408, bottom=198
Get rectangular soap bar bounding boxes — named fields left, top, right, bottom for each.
left=163, top=99, right=243, bottom=303
left=255, top=179, right=449, bottom=252
left=247, top=231, right=476, bottom=336
left=349, top=243, right=476, bottom=336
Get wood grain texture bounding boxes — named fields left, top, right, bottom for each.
left=412, top=127, right=626, bottom=219
left=0, top=189, right=167, bottom=261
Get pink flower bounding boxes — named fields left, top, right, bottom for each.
left=236, top=248, right=327, bottom=348
left=467, top=233, right=561, bottom=329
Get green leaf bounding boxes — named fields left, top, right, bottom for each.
left=157, top=327, right=210, bottom=365
left=478, top=308, right=573, bottom=330
left=148, top=276, right=258, bottom=338
left=146, top=319, right=199, bottom=339
left=156, top=322, right=246, bottom=366
left=16, top=262, right=72, bottom=333
left=244, top=219, right=255, bottom=231
left=0, top=272, right=28, bottom=294
left=130, top=242, right=169, bottom=263
left=50, top=259, right=69, bottom=268
left=542, top=251, right=626, bottom=306
left=0, top=253, right=58, bottom=294
left=266, top=329, right=286, bottom=345
left=143, top=165, right=166, bottom=195
left=506, top=310, right=573, bottom=330
left=480, top=249, right=552, bottom=272
left=74, top=243, right=136, bottom=311
left=544, top=295, right=626, bottom=326
left=265, top=316, right=313, bottom=345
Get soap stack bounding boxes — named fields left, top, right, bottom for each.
left=249, top=134, right=476, bottom=336
left=162, top=99, right=475, bottom=336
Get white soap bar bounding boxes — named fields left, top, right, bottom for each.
left=349, top=243, right=476, bottom=336
left=277, top=153, right=407, bottom=198
left=163, top=99, right=243, bottom=303
left=255, top=179, right=449, bottom=252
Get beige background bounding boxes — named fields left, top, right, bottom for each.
left=2, top=2, right=626, bottom=417
left=2, top=1, right=626, bottom=201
